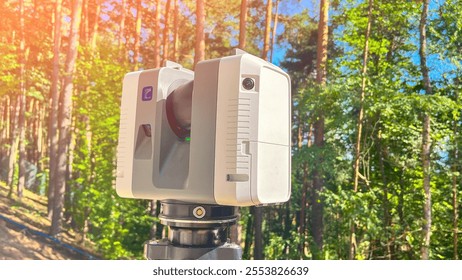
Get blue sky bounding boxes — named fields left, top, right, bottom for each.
left=272, top=0, right=317, bottom=66
left=273, top=0, right=458, bottom=86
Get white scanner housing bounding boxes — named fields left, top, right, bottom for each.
left=116, top=52, right=291, bottom=206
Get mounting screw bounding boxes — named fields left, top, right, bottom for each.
left=193, top=206, right=206, bottom=219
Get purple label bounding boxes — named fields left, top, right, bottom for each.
left=142, top=86, right=153, bottom=101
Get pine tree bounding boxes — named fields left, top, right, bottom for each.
left=419, top=0, right=432, bottom=260
left=51, top=0, right=83, bottom=236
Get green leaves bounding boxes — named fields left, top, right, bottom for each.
left=284, top=0, right=462, bottom=260
left=1, top=0, right=460, bottom=261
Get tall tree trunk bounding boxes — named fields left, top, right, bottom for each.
left=238, top=0, right=247, bottom=50
left=50, top=0, right=83, bottom=236
left=282, top=200, right=292, bottom=257
left=310, top=0, right=329, bottom=259
left=4, top=96, right=11, bottom=140
left=452, top=112, right=459, bottom=260
left=377, top=128, right=392, bottom=259
left=0, top=96, right=11, bottom=162
left=299, top=123, right=312, bottom=258
left=353, top=0, right=373, bottom=198
left=90, top=0, right=101, bottom=49
left=31, top=100, right=38, bottom=167
left=154, top=0, right=161, bottom=68
left=133, top=0, right=142, bottom=70
left=261, top=0, right=272, bottom=60
left=172, top=0, right=179, bottom=61
left=299, top=164, right=309, bottom=257
left=64, top=116, right=77, bottom=223
left=7, top=96, right=20, bottom=197
left=243, top=210, right=254, bottom=259
left=80, top=0, right=88, bottom=44
left=350, top=0, right=373, bottom=260
left=48, top=0, right=63, bottom=218
left=35, top=101, right=45, bottom=177
left=270, top=0, right=279, bottom=62
left=194, top=0, right=205, bottom=67
left=419, top=0, right=432, bottom=260
left=118, top=0, right=126, bottom=50
left=421, top=114, right=431, bottom=259
left=253, top=206, right=263, bottom=259
left=17, top=0, right=27, bottom=199
left=161, top=0, right=171, bottom=65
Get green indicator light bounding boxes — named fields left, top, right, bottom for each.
left=185, top=137, right=191, bottom=142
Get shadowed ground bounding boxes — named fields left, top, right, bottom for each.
left=0, top=183, right=98, bottom=260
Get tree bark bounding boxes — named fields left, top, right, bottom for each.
left=299, top=164, right=309, bottom=257
left=118, top=0, right=126, bottom=50
left=48, top=0, right=63, bottom=218
left=377, top=128, right=392, bottom=259
left=31, top=100, right=38, bottom=167
left=194, top=0, right=205, bottom=67
left=36, top=101, right=46, bottom=186
left=172, top=0, right=179, bottom=61
left=419, top=0, right=432, bottom=97
left=253, top=206, right=263, bottom=259
left=7, top=96, right=20, bottom=197
left=243, top=210, right=254, bottom=259
left=353, top=0, right=373, bottom=198
left=133, top=0, right=142, bottom=70
left=161, top=0, right=171, bottom=65
left=0, top=96, right=11, bottom=161
left=50, top=0, right=83, bottom=236
left=299, top=123, right=312, bottom=258
left=421, top=114, right=431, bottom=259
left=238, top=0, right=247, bottom=50
left=282, top=200, right=292, bottom=257
left=5, top=95, right=11, bottom=141
left=452, top=113, right=459, bottom=260
left=350, top=0, right=373, bottom=260
left=17, top=0, right=27, bottom=199
left=310, top=0, right=329, bottom=259
left=80, top=0, right=88, bottom=44
left=154, top=0, right=161, bottom=68
left=261, top=0, right=272, bottom=60
left=419, top=0, right=432, bottom=260
left=90, top=0, right=101, bottom=49
left=270, top=0, right=279, bottom=62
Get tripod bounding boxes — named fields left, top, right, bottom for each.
left=144, top=200, right=242, bottom=260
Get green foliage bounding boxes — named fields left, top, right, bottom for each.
left=0, top=43, right=19, bottom=97
left=264, top=230, right=302, bottom=260
left=1, top=0, right=462, bottom=261
left=66, top=39, right=156, bottom=259
left=283, top=0, right=462, bottom=260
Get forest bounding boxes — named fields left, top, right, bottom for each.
left=0, top=0, right=461, bottom=260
